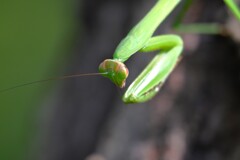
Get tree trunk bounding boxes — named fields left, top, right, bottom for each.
left=40, top=0, right=240, bottom=160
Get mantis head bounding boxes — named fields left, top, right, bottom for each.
left=99, top=59, right=129, bottom=88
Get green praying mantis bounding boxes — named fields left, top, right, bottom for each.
left=0, top=0, right=239, bottom=103
left=99, top=0, right=240, bottom=103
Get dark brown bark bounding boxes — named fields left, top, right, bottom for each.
left=40, top=0, right=240, bottom=160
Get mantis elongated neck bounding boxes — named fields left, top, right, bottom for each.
left=113, top=0, right=181, bottom=62
left=136, top=0, right=181, bottom=35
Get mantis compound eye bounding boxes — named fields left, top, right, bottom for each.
left=99, top=59, right=129, bottom=88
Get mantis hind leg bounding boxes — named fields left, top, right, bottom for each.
left=173, top=0, right=240, bottom=34
left=123, top=35, right=183, bottom=103
left=224, top=0, right=240, bottom=20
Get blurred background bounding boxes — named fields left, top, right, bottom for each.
left=0, top=0, right=239, bottom=160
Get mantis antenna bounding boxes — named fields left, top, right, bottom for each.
left=0, top=72, right=107, bottom=93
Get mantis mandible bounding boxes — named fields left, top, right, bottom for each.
left=99, top=0, right=240, bottom=103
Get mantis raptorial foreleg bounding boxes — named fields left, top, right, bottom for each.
left=123, top=35, right=183, bottom=103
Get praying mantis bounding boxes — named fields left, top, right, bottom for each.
left=0, top=0, right=239, bottom=104
left=99, top=0, right=240, bottom=103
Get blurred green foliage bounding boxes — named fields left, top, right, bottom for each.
left=0, top=0, right=76, bottom=159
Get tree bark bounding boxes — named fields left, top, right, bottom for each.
left=40, top=0, right=240, bottom=160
